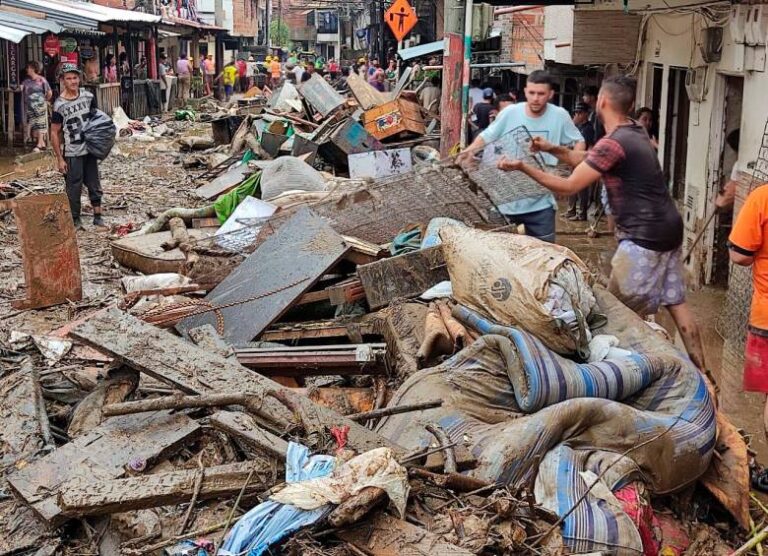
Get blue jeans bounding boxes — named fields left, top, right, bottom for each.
left=502, top=207, right=556, bottom=243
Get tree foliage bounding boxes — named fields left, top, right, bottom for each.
left=269, top=20, right=290, bottom=47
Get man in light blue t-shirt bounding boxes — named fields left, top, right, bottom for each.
left=458, top=70, right=585, bottom=242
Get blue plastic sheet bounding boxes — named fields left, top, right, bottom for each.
left=218, top=443, right=336, bottom=556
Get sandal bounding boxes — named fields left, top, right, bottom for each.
left=751, top=468, right=768, bottom=493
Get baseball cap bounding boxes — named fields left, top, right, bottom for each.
left=57, top=62, right=82, bottom=78
left=574, top=102, right=590, bottom=112
left=482, top=87, right=494, bottom=99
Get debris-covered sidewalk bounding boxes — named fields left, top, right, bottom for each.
left=0, top=78, right=759, bottom=556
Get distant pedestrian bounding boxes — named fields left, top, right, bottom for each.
left=418, top=75, right=441, bottom=113
left=235, top=57, right=247, bottom=92
left=246, top=55, right=257, bottom=90
left=728, top=185, right=768, bottom=491
left=176, top=53, right=192, bottom=102
left=715, top=129, right=742, bottom=210
left=368, top=59, right=379, bottom=77
left=215, top=61, right=238, bottom=101
left=50, top=63, right=104, bottom=230
left=328, top=58, right=340, bottom=78
left=564, top=102, right=595, bottom=221
left=203, top=54, right=215, bottom=96
left=497, top=93, right=515, bottom=113
left=368, top=69, right=388, bottom=92
left=270, top=56, right=282, bottom=88
left=468, top=78, right=483, bottom=110
left=635, top=107, right=658, bottom=150
left=20, top=61, right=52, bottom=152
left=103, top=54, right=118, bottom=83
left=471, top=88, right=495, bottom=135
left=119, top=52, right=130, bottom=76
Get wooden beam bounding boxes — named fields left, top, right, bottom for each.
left=209, top=411, right=290, bottom=460
left=337, top=512, right=474, bottom=556
left=261, top=320, right=376, bottom=342
left=58, top=460, right=275, bottom=518
left=70, top=308, right=406, bottom=457
left=234, top=344, right=387, bottom=376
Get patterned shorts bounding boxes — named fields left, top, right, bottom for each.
left=608, top=240, right=686, bottom=316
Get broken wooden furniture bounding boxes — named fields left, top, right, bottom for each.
left=1, top=194, right=82, bottom=310
left=362, top=98, right=425, bottom=141
left=234, top=343, right=387, bottom=376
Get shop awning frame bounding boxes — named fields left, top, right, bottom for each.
left=0, top=8, right=63, bottom=42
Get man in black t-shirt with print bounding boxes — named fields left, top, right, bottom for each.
left=496, top=75, right=707, bottom=373
left=471, top=88, right=496, bottom=138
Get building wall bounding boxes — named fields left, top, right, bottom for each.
left=232, top=0, right=259, bottom=37
left=497, top=7, right=544, bottom=74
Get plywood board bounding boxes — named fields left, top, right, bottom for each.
left=176, top=207, right=349, bottom=344
left=347, top=72, right=392, bottom=110
left=7, top=412, right=200, bottom=525
left=349, top=148, right=413, bottom=180
left=195, top=162, right=252, bottom=201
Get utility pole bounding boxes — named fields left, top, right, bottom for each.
left=439, top=0, right=466, bottom=157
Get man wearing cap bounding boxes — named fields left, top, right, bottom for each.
left=564, top=102, right=596, bottom=221
left=471, top=88, right=496, bottom=137
left=50, top=63, right=104, bottom=229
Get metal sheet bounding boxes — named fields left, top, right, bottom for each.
left=176, top=207, right=350, bottom=344
left=1, top=194, right=82, bottom=310
left=297, top=74, right=345, bottom=117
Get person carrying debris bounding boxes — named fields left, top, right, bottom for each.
left=50, top=63, right=104, bottom=230
left=728, top=185, right=768, bottom=490
left=418, top=76, right=441, bottom=114
left=457, top=70, right=585, bottom=243
left=494, top=75, right=707, bottom=372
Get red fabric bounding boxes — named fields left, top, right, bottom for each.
left=614, top=484, right=659, bottom=556
left=744, top=331, right=768, bottom=392
left=330, top=425, right=350, bottom=453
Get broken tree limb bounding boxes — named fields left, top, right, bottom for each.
left=209, top=411, right=290, bottom=460
left=70, top=308, right=407, bottom=457
left=425, top=423, right=458, bottom=473
left=328, top=486, right=388, bottom=527
left=57, top=460, right=273, bottom=518
left=102, top=394, right=252, bottom=417
left=346, top=400, right=443, bottom=423
left=408, top=468, right=490, bottom=493
left=139, top=205, right=216, bottom=235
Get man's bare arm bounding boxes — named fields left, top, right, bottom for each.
left=50, top=123, right=67, bottom=174
left=531, top=137, right=588, bottom=168
left=498, top=158, right=601, bottom=195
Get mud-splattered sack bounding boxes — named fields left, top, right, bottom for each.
left=439, top=226, right=598, bottom=356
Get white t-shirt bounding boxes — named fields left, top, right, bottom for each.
left=293, top=66, right=304, bottom=81
left=246, top=61, right=256, bottom=77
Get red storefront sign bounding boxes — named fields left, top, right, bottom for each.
left=44, top=35, right=60, bottom=56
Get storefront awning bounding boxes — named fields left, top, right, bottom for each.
left=0, top=9, right=63, bottom=43
left=160, top=16, right=226, bottom=32
left=1, top=0, right=160, bottom=31
left=397, top=40, right=444, bottom=61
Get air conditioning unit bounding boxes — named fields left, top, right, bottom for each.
left=745, top=5, right=768, bottom=46
left=730, top=5, right=748, bottom=44
left=685, top=67, right=707, bottom=102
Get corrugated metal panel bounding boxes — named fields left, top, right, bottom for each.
left=0, top=10, right=63, bottom=33
left=571, top=10, right=642, bottom=65
left=1, top=0, right=160, bottom=26
left=0, top=22, right=28, bottom=43
left=397, top=39, right=444, bottom=61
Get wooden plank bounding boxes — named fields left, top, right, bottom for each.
left=0, top=500, right=59, bottom=556
left=194, top=162, right=252, bottom=201
left=363, top=98, right=425, bottom=141
left=176, top=207, right=350, bottom=345
left=357, top=246, right=448, bottom=310
left=337, top=512, right=474, bottom=556
left=209, top=411, right=290, bottom=459
left=58, top=460, right=274, bottom=517
left=1, top=362, right=52, bottom=473
left=346, top=72, right=392, bottom=109
left=7, top=412, right=200, bottom=526
left=261, top=320, right=376, bottom=342
left=235, top=344, right=387, bottom=376
left=70, top=309, right=406, bottom=458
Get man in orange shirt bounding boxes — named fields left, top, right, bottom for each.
left=270, top=57, right=282, bottom=88
left=728, top=184, right=768, bottom=461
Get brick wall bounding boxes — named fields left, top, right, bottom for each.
left=232, top=0, right=259, bottom=36
left=497, top=8, right=543, bottom=71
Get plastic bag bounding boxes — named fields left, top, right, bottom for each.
left=83, top=109, right=117, bottom=160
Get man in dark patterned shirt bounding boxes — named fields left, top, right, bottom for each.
left=496, top=75, right=706, bottom=372
left=51, top=63, right=103, bottom=229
